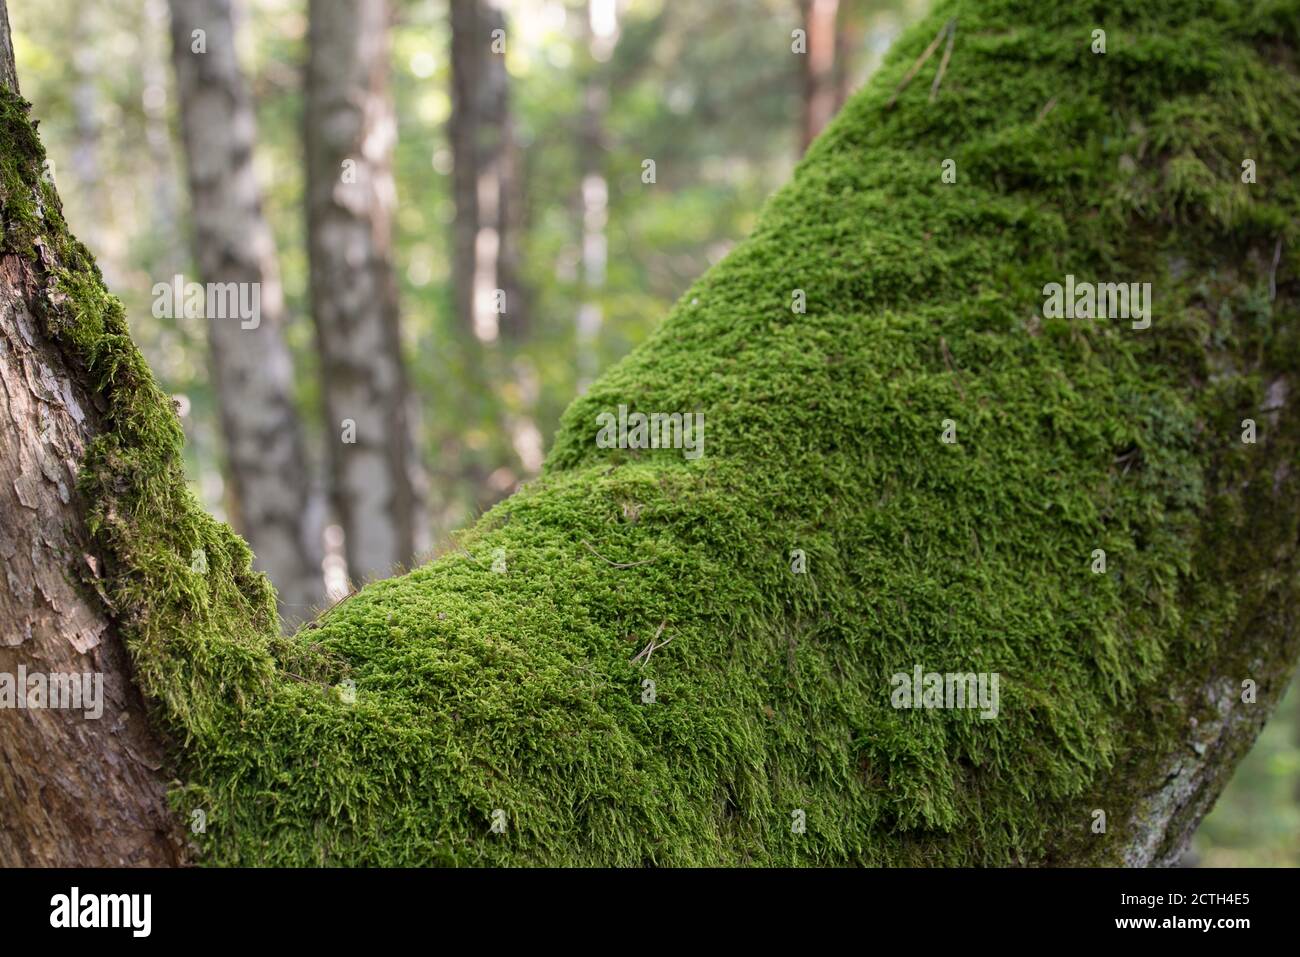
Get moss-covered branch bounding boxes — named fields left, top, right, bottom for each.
left=3, top=0, right=1299, bottom=865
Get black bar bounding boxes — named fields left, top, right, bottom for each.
left=1, top=866, right=1291, bottom=943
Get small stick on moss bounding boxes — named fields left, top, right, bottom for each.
left=281, top=670, right=327, bottom=686
left=630, top=620, right=673, bottom=665
left=939, top=335, right=967, bottom=400
left=458, top=546, right=488, bottom=568
left=1036, top=95, right=1059, bottom=123
left=887, top=18, right=954, bottom=109
left=1114, top=447, right=1141, bottom=476
left=929, top=20, right=957, bottom=103
left=303, top=588, right=357, bottom=629
left=581, top=539, right=657, bottom=569
left=645, top=635, right=674, bottom=665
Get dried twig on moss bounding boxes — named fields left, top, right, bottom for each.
left=887, top=17, right=955, bottom=108
left=581, top=539, right=658, bottom=569
left=630, top=621, right=673, bottom=666
left=929, top=20, right=957, bottom=102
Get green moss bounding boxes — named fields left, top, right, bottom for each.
left=1, top=90, right=301, bottom=734
left=4, top=0, right=1300, bottom=866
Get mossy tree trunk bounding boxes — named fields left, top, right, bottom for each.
left=0, top=20, right=185, bottom=866
left=1, top=0, right=1299, bottom=867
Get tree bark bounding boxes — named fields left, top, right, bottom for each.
left=575, top=0, right=616, bottom=392
left=798, top=0, right=839, bottom=153
left=305, top=0, right=427, bottom=585
left=0, top=0, right=16, bottom=94
left=0, top=6, right=185, bottom=866
left=167, top=0, right=323, bottom=625
left=447, top=0, right=537, bottom=499
left=448, top=0, right=519, bottom=346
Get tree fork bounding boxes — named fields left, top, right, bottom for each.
left=0, top=0, right=1298, bottom=866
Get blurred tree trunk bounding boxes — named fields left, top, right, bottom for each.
left=798, top=0, right=839, bottom=153
left=448, top=0, right=536, bottom=503
left=575, top=0, right=616, bottom=391
left=449, top=0, right=520, bottom=345
left=0, top=3, right=185, bottom=866
left=498, top=108, right=526, bottom=344
left=142, top=0, right=184, bottom=278
left=305, top=0, right=427, bottom=585
left=833, top=0, right=865, bottom=112
left=69, top=13, right=103, bottom=259
left=167, top=0, right=323, bottom=625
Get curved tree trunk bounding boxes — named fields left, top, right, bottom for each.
left=305, top=0, right=427, bottom=586
left=1, top=0, right=1298, bottom=867
left=167, top=0, right=323, bottom=626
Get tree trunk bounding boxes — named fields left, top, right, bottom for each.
left=142, top=0, right=185, bottom=280
left=304, top=0, right=427, bottom=586
left=167, top=0, right=323, bottom=625
left=449, top=0, right=518, bottom=346
left=798, top=0, right=839, bottom=153
left=69, top=13, right=103, bottom=263
left=0, top=12, right=185, bottom=866
left=0, top=0, right=15, bottom=93
left=832, top=0, right=864, bottom=114
left=575, top=0, right=616, bottom=392
left=1, top=0, right=1299, bottom=867
left=448, top=0, right=535, bottom=500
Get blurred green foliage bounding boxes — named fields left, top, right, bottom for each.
left=1194, top=680, right=1300, bottom=867
left=12, top=0, right=920, bottom=526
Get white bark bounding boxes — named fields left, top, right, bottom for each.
left=167, top=0, right=324, bottom=624
left=305, top=0, right=426, bottom=584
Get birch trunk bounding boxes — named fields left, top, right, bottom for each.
left=167, top=0, right=323, bottom=625
left=305, top=0, right=426, bottom=585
